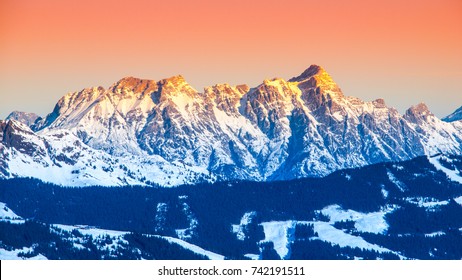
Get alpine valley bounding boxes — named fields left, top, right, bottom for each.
left=1, top=65, right=462, bottom=260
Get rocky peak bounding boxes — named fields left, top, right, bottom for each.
left=109, top=77, right=158, bottom=99
left=115, top=76, right=147, bottom=88
left=1, top=119, right=33, bottom=135
left=289, top=65, right=344, bottom=110
left=372, top=98, right=387, bottom=108
left=404, top=103, right=433, bottom=123
left=0, top=120, right=42, bottom=156
left=235, top=84, right=250, bottom=94
left=159, top=75, right=190, bottom=90
left=290, top=65, right=341, bottom=92
left=162, top=75, right=186, bottom=85
left=289, top=64, right=326, bottom=82
left=157, top=75, right=197, bottom=98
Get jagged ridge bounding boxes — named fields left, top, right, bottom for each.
left=1, top=65, right=462, bottom=186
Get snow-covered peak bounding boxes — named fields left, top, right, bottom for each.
left=443, top=105, right=462, bottom=123
left=157, top=75, right=198, bottom=99
left=106, top=75, right=197, bottom=104
left=56, top=87, right=106, bottom=115
left=35, top=86, right=106, bottom=129
left=291, top=65, right=341, bottom=95
left=0, top=119, right=34, bottom=135
left=6, top=111, right=40, bottom=127
left=114, top=76, right=151, bottom=88
left=109, top=77, right=157, bottom=98
left=288, top=65, right=344, bottom=110
left=404, top=103, right=462, bottom=155
left=404, top=103, right=433, bottom=123
left=372, top=98, right=387, bottom=108
left=289, top=64, right=326, bottom=82
left=161, top=75, right=192, bottom=89
left=235, top=84, right=250, bottom=94
left=163, top=74, right=187, bottom=84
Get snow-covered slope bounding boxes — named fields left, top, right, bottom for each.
left=2, top=65, right=462, bottom=186
left=428, top=154, right=462, bottom=184
left=0, top=202, right=21, bottom=220
left=443, top=105, right=462, bottom=123
left=0, top=247, right=48, bottom=260
left=0, top=120, right=211, bottom=186
left=404, top=103, right=462, bottom=155
left=1, top=154, right=462, bottom=260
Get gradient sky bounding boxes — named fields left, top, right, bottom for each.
left=1, top=0, right=461, bottom=119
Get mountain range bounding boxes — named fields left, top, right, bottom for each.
left=2, top=65, right=462, bottom=186
left=1, top=65, right=462, bottom=260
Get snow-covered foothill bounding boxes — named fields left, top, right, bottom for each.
left=428, top=155, right=462, bottom=185
left=260, top=221, right=296, bottom=259
left=0, top=247, right=47, bottom=260
left=320, top=204, right=392, bottom=234
left=0, top=202, right=21, bottom=220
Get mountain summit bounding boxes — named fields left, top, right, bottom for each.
left=6, top=111, right=39, bottom=127
left=290, top=64, right=344, bottom=101
left=2, top=65, right=462, bottom=186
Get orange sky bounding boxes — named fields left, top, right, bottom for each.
left=1, top=0, right=461, bottom=118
